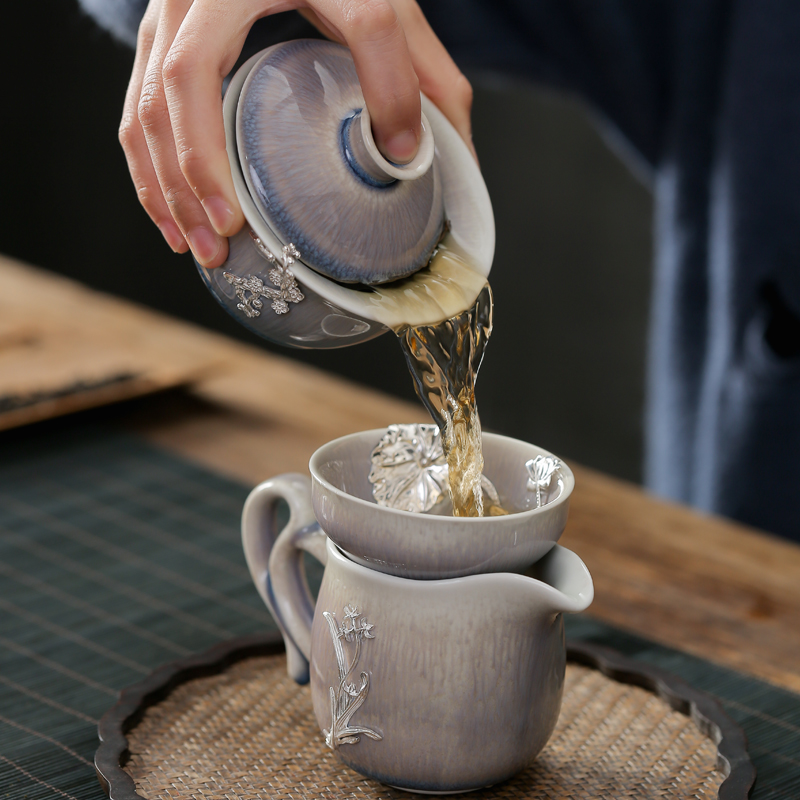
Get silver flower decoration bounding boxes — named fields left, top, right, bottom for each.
left=525, top=455, right=562, bottom=508
left=369, top=424, right=501, bottom=513
left=323, top=604, right=381, bottom=750
left=223, top=238, right=304, bottom=317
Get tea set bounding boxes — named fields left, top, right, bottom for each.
left=195, top=38, right=594, bottom=794
left=241, top=429, right=593, bottom=793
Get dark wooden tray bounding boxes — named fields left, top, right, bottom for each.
left=95, top=633, right=755, bottom=799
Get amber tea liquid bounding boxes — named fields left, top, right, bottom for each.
left=398, top=284, right=494, bottom=516
left=361, top=234, right=500, bottom=517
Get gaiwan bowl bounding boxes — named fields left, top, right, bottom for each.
left=310, top=429, right=574, bottom=579
left=197, top=40, right=494, bottom=350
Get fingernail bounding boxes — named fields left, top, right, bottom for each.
left=381, top=129, right=419, bottom=164
left=158, top=220, right=187, bottom=253
left=202, top=196, right=236, bottom=236
left=186, top=226, right=222, bottom=265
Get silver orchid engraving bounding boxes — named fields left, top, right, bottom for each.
left=525, top=455, right=562, bottom=508
left=322, top=604, right=382, bottom=750
left=223, top=236, right=304, bottom=317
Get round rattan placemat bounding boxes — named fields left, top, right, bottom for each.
left=114, top=646, right=733, bottom=799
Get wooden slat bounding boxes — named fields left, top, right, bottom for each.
left=0, top=256, right=235, bottom=430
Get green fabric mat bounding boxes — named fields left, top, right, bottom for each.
left=0, top=423, right=797, bottom=798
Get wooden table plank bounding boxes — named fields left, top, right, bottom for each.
left=124, top=344, right=428, bottom=479
left=0, top=255, right=235, bottom=429
left=560, top=468, right=800, bottom=693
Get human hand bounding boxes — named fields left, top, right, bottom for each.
left=120, top=0, right=474, bottom=268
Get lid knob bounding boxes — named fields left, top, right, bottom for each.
left=236, top=40, right=445, bottom=285
left=341, top=104, right=436, bottom=186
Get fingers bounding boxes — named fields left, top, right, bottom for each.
left=307, top=0, right=473, bottom=162
left=119, top=0, right=470, bottom=268
left=312, top=0, right=422, bottom=163
left=119, top=0, right=189, bottom=253
left=297, top=7, right=345, bottom=43
left=137, top=0, right=231, bottom=267
left=122, top=0, right=249, bottom=267
left=391, top=0, right=475, bottom=159
left=162, top=0, right=251, bottom=243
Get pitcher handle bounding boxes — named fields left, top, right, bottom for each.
left=241, top=474, right=328, bottom=684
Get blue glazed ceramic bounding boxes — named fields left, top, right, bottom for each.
left=238, top=40, right=443, bottom=285
left=197, top=41, right=495, bottom=350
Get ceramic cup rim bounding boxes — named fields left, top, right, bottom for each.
left=308, top=427, right=574, bottom=524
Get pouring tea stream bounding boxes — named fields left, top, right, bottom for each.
left=199, top=39, right=496, bottom=516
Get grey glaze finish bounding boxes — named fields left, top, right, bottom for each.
left=310, top=429, right=575, bottom=578
left=240, top=473, right=593, bottom=795
left=310, top=541, right=589, bottom=793
left=240, top=433, right=593, bottom=793
left=238, top=40, right=444, bottom=285
left=197, top=229, right=389, bottom=349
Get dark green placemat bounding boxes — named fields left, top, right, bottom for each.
left=0, top=423, right=797, bottom=798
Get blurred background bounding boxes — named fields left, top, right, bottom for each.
left=1, top=2, right=653, bottom=483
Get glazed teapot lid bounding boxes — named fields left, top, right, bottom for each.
left=235, top=39, right=444, bottom=285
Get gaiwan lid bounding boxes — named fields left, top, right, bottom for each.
left=236, top=39, right=444, bottom=285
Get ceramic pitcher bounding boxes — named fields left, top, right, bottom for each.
left=241, top=433, right=594, bottom=793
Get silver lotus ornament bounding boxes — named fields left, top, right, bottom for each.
left=369, top=424, right=448, bottom=513
left=369, top=424, right=500, bottom=514
left=526, top=455, right=562, bottom=508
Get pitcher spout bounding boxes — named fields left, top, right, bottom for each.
left=524, top=544, right=594, bottom=615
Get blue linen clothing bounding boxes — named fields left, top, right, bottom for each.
left=79, top=0, right=800, bottom=540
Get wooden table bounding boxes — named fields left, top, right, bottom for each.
left=3, top=254, right=799, bottom=695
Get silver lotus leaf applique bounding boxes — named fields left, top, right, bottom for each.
left=525, top=455, right=562, bottom=508
left=322, top=604, right=382, bottom=750
left=223, top=236, right=304, bottom=317
left=369, top=424, right=449, bottom=513
left=369, top=423, right=500, bottom=513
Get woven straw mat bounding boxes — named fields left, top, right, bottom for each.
left=126, top=654, right=724, bottom=799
